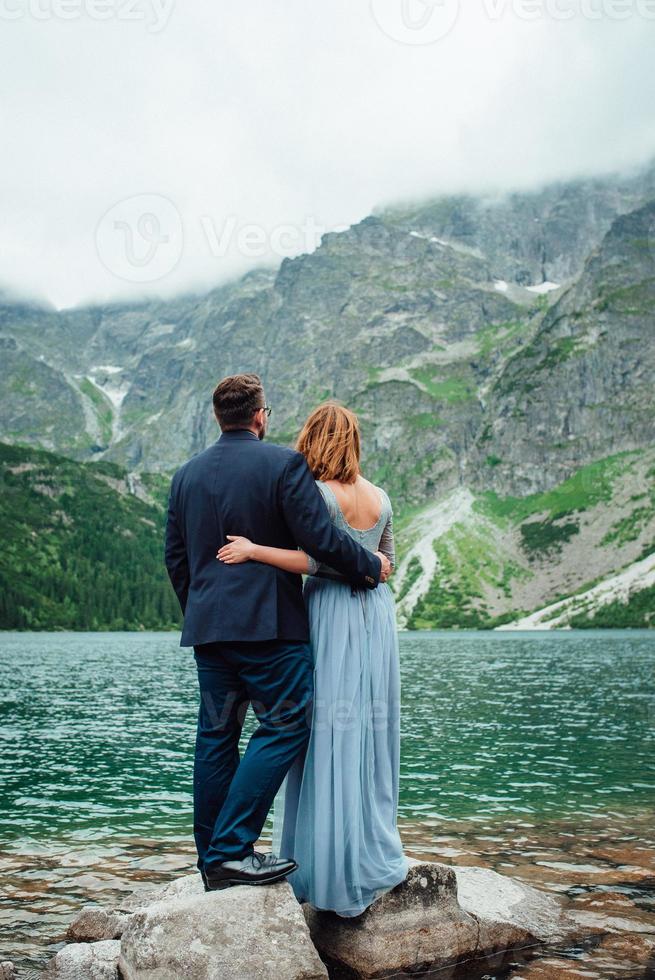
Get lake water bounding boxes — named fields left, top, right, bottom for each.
left=1, top=630, right=654, bottom=977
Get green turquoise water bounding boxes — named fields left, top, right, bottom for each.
left=1, top=630, right=653, bottom=843
left=1, top=630, right=654, bottom=976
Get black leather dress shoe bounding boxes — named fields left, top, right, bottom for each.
left=203, top=851, right=298, bottom=891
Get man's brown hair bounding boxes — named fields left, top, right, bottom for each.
left=212, top=373, right=265, bottom=430
left=296, top=401, right=361, bottom=484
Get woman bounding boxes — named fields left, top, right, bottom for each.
left=216, top=402, right=408, bottom=916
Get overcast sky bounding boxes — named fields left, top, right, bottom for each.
left=1, top=0, right=654, bottom=308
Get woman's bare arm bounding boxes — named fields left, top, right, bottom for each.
left=217, top=535, right=390, bottom=580
left=217, top=535, right=311, bottom=574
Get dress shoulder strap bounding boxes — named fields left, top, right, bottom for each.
left=376, top=485, right=392, bottom=519
left=316, top=480, right=340, bottom=522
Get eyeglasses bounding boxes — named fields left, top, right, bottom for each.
left=260, top=405, right=272, bottom=417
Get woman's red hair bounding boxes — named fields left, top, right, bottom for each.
left=296, top=402, right=361, bottom=484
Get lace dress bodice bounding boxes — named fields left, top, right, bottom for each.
left=306, top=481, right=395, bottom=576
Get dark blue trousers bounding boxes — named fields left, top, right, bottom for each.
left=193, top=638, right=313, bottom=871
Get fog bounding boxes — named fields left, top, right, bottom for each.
left=1, top=0, right=654, bottom=308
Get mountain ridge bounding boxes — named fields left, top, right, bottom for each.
left=1, top=166, right=654, bottom=628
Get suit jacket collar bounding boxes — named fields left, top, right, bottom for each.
left=218, top=429, right=260, bottom=442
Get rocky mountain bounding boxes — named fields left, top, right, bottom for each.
left=466, top=200, right=655, bottom=496
left=1, top=163, right=654, bottom=628
left=380, top=164, right=655, bottom=286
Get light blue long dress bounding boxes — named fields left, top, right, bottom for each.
left=273, top=481, right=408, bottom=917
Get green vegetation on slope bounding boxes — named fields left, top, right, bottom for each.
left=519, top=515, right=580, bottom=559
left=2, top=439, right=653, bottom=633
left=568, top=585, right=655, bottom=628
left=596, top=277, right=655, bottom=314
left=475, top=319, right=531, bottom=359
left=406, top=522, right=526, bottom=630
left=601, top=468, right=655, bottom=546
left=474, top=451, right=633, bottom=524
left=0, top=443, right=181, bottom=631
left=409, top=365, right=474, bottom=403
left=407, top=543, right=485, bottom=629
left=77, top=378, right=113, bottom=446
left=393, top=555, right=422, bottom=604
left=401, top=450, right=654, bottom=629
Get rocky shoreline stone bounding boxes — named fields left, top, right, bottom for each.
left=45, top=940, right=121, bottom=979
left=304, top=860, right=570, bottom=978
left=118, top=879, right=327, bottom=980
left=47, top=861, right=572, bottom=979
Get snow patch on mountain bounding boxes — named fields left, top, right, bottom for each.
left=526, top=281, right=560, bottom=294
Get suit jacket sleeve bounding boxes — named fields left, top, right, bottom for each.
left=280, top=452, right=381, bottom=589
left=164, top=472, right=190, bottom=613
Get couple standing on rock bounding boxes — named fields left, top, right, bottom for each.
left=165, top=373, right=408, bottom=916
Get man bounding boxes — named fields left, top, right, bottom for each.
left=165, top=373, right=390, bottom=891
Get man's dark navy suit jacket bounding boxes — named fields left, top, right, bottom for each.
left=165, top=429, right=382, bottom=646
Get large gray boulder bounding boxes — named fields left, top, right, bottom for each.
left=303, top=861, right=569, bottom=979
left=65, top=872, right=206, bottom=942
left=66, top=907, right=129, bottom=943
left=44, top=940, right=120, bottom=979
left=455, top=864, right=567, bottom=952
left=118, top=878, right=328, bottom=980
left=118, top=870, right=206, bottom=911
